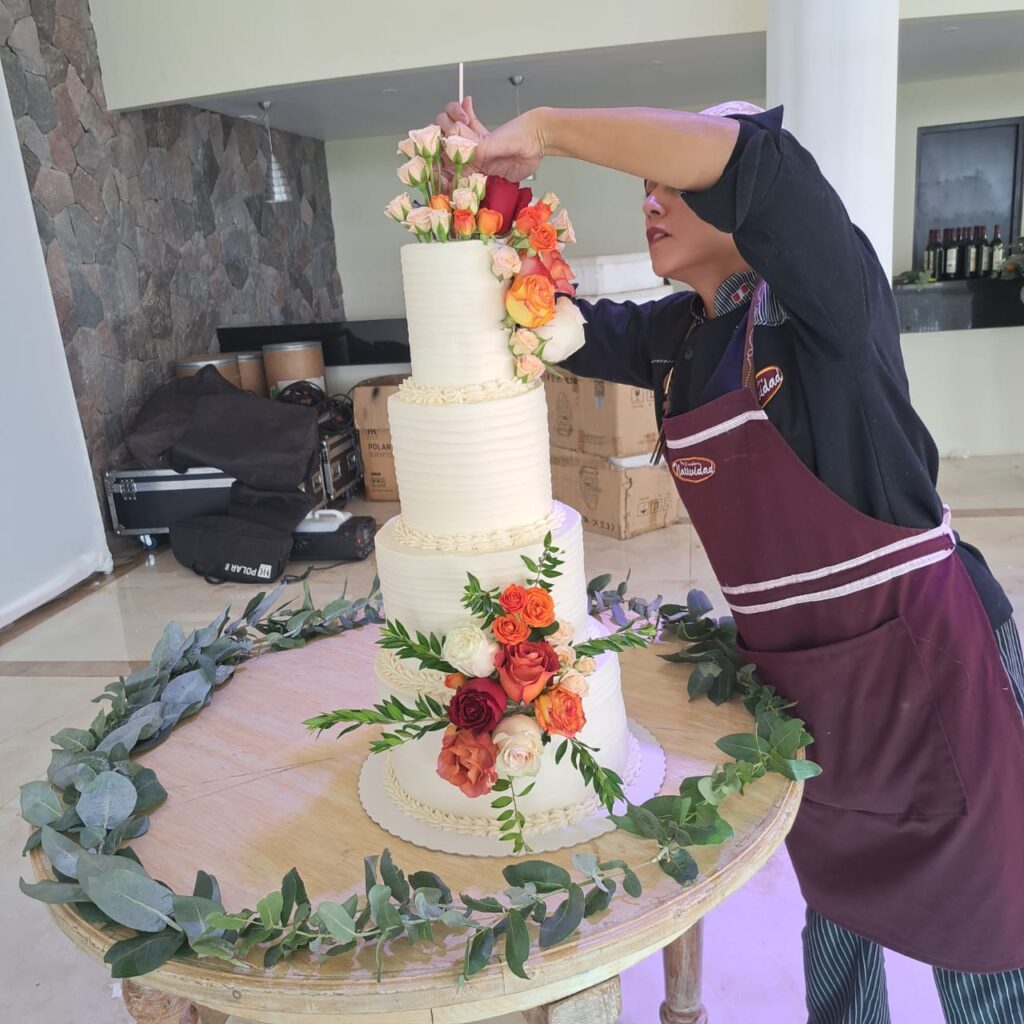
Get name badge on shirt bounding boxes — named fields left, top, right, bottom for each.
left=671, top=456, right=717, bottom=483
left=755, top=365, right=784, bottom=407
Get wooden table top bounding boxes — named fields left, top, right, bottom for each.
left=34, top=625, right=801, bottom=1024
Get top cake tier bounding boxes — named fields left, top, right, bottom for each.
left=401, top=241, right=515, bottom=387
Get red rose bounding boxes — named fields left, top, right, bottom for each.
left=495, top=641, right=560, bottom=704
left=484, top=176, right=532, bottom=232
left=447, top=677, right=508, bottom=733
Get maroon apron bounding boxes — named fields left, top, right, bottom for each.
left=661, top=282, right=1024, bottom=972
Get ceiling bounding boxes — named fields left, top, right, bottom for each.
left=195, top=12, right=1024, bottom=141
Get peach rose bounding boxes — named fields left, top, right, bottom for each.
left=574, top=655, right=597, bottom=675
left=534, top=686, right=586, bottom=738
left=515, top=354, right=545, bottom=383
left=436, top=726, right=498, bottom=798
left=522, top=586, right=555, bottom=628
left=490, top=244, right=521, bottom=282
left=505, top=274, right=556, bottom=329
left=476, top=207, right=503, bottom=239
left=493, top=613, right=530, bottom=646
left=553, top=645, right=576, bottom=670
left=397, top=137, right=418, bottom=159
left=530, top=223, right=558, bottom=253
left=558, top=669, right=589, bottom=698
left=428, top=208, right=451, bottom=241
left=467, top=172, right=488, bottom=201
left=453, top=208, right=475, bottom=239
left=495, top=641, right=560, bottom=704
left=409, top=124, right=442, bottom=158
left=499, top=584, right=528, bottom=613
left=510, top=328, right=539, bottom=356
left=444, top=135, right=478, bottom=165
left=493, top=715, right=544, bottom=779
left=548, top=620, right=574, bottom=646
left=397, top=156, right=429, bottom=188
left=451, top=187, right=478, bottom=212
left=549, top=208, right=575, bottom=243
left=444, top=672, right=467, bottom=690
left=405, top=206, right=433, bottom=237
left=540, top=191, right=561, bottom=212
left=384, top=193, right=413, bottom=223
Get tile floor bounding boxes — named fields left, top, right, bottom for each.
left=3, top=455, right=1022, bottom=1024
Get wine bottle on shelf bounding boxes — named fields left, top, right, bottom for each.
left=979, top=225, right=993, bottom=277
left=956, top=227, right=970, bottom=279
left=923, top=230, right=935, bottom=277
left=943, top=228, right=958, bottom=280
left=991, top=225, right=1005, bottom=277
left=965, top=226, right=980, bottom=279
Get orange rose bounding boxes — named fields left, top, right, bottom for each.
left=493, top=613, right=530, bottom=646
left=429, top=194, right=451, bottom=212
left=533, top=201, right=553, bottom=222
left=514, top=206, right=545, bottom=234
left=499, top=583, right=528, bottom=613
left=453, top=208, right=475, bottom=239
left=529, top=223, right=558, bottom=253
left=522, top=587, right=555, bottom=628
left=534, top=685, right=586, bottom=738
left=495, top=641, right=560, bottom=703
left=476, top=207, right=503, bottom=238
left=436, top=726, right=498, bottom=798
left=444, top=672, right=467, bottom=690
left=505, top=274, right=556, bottom=330
left=540, top=249, right=576, bottom=296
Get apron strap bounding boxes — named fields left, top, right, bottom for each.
left=741, top=277, right=767, bottom=394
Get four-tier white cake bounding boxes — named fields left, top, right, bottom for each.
left=373, top=240, right=637, bottom=838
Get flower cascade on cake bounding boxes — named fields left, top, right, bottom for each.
left=307, top=535, right=653, bottom=853
left=384, top=124, right=586, bottom=380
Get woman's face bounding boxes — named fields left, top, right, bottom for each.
left=642, top=181, right=742, bottom=282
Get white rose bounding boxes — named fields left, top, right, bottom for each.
left=397, top=136, right=417, bottom=159
left=559, top=669, right=590, bottom=698
left=405, top=206, right=433, bottom=236
left=384, top=192, right=413, bottom=222
left=493, top=715, right=544, bottom=779
left=452, top=187, right=479, bottom=213
left=549, top=208, right=575, bottom=243
left=397, top=156, right=428, bottom=188
left=540, top=191, right=561, bottom=212
left=442, top=623, right=498, bottom=678
left=490, top=244, right=521, bottom=282
left=429, top=207, right=451, bottom=241
left=548, top=620, right=574, bottom=645
left=574, top=655, right=597, bottom=676
left=553, top=644, right=576, bottom=670
left=444, top=135, right=478, bottom=165
left=510, top=329, right=539, bottom=356
left=515, top=354, right=545, bottom=383
left=409, top=124, right=442, bottom=158
left=536, top=297, right=586, bottom=364
left=467, top=172, right=488, bottom=201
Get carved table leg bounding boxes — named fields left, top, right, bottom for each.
left=121, top=981, right=200, bottom=1024
left=523, top=975, right=622, bottom=1024
left=660, top=920, right=709, bottom=1024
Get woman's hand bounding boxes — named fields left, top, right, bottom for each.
left=436, top=96, right=489, bottom=143
left=436, top=97, right=546, bottom=183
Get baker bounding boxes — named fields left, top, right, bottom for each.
left=438, top=97, right=1024, bottom=1022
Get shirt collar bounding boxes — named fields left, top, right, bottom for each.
left=689, top=270, right=787, bottom=327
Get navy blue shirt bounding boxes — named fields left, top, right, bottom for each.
left=562, top=107, right=1011, bottom=628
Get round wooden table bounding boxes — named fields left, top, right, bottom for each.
left=33, top=627, right=801, bottom=1024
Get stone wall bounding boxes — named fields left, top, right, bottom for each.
left=0, top=0, right=344, bottom=477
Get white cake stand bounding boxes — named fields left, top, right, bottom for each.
left=358, top=719, right=666, bottom=857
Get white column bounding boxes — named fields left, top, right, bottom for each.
left=766, top=0, right=899, bottom=277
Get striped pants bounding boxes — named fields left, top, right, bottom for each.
left=803, top=618, right=1024, bottom=1024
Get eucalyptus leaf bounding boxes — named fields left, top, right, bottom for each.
left=280, top=867, right=306, bottom=924
left=131, top=768, right=168, bottom=815
left=104, top=929, right=185, bottom=978
left=584, top=878, right=616, bottom=917
left=76, top=772, right=138, bottom=830
left=160, top=669, right=211, bottom=709
left=192, top=870, right=221, bottom=903
left=97, top=704, right=164, bottom=755
left=22, top=829, right=42, bottom=855
left=501, top=860, right=571, bottom=894
left=461, top=894, right=503, bottom=914
left=715, top=733, right=764, bottom=763
left=76, top=852, right=149, bottom=890
left=122, top=666, right=162, bottom=696
left=659, top=847, right=699, bottom=886
left=19, top=877, right=87, bottom=904
left=464, top=926, right=495, bottom=978
left=83, top=868, right=176, bottom=933
left=41, top=826, right=85, bottom=879
left=171, top=895, right=225, bottom=944
left=315, top=901, right=357, bottom=944
left=20, top=781, right=63, bottom=826
left=77, top=827, right=107, bottom=852
left=379, top=849, right=409, bottom=905
left=504, top=908, right=530, bottom=980
left=570, top=852, right=599, bottom=877
left=539, top=883, right=585, bottom=948
left=50, top=728, right=97, bottom=753
left=257, top=890, right=284, bottom=928
left=409, top=871, right=452, bottom=905
left=150, top=621, right=188, bottom=672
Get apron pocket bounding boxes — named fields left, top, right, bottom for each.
left=737, top=617, right=967, bottom=818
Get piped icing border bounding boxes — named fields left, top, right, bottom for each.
left=391, top=504, right=564, bottom=554
left=382, top=732, right=642, bottom=838
left=376, top=650, right=450, bottom=701
left=396, top=376, right=537, bottom=405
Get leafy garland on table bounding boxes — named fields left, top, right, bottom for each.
left=19, top=575, right=819, bottom=984
left=306, top=534, right=654, bottom=854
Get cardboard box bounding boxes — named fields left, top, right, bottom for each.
left=550, top=446, right=682, bottom=540
left=352, top=374, right=406, bottom=502
left=545, top=374, right=659, bottom=458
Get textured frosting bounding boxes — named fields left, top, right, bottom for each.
left=382, top=650, right=633, bottom=826
left=375, top=502, right=591, bottom=640
left=401, top=241, right=515, bottom=386
left=392, top=506, right=563, bottom=554
left=388, top=384, right=553, bottom=538
left=375, top=649, right=449, bottom=701
left=397, top=376, right=534, bottom=405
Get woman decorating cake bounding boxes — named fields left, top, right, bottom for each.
left=437, top=98, right=1024, bottom=1022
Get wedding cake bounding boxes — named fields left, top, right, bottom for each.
left=316, top=125, right=653, bottom=848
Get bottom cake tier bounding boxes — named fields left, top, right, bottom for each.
left=375, top=643, right=634, bottom=838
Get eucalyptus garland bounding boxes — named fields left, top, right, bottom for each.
left=19, top=576, right=819, bottom=983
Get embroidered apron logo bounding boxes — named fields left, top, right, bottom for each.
left=671, top=456, right=716, bottom=483
left=755, top=365, right=784, bottom=407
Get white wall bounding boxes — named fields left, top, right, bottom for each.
left=0, top=72, right=111, bottom=626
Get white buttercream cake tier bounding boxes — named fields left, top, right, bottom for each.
left=401, top=240, right=515, bottom=387
left=388, top=381, right=553, bottom=540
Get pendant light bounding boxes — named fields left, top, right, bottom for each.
left=259, top=100, right=293, bottom=204
left=508, top=75, right=536, bottom=184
